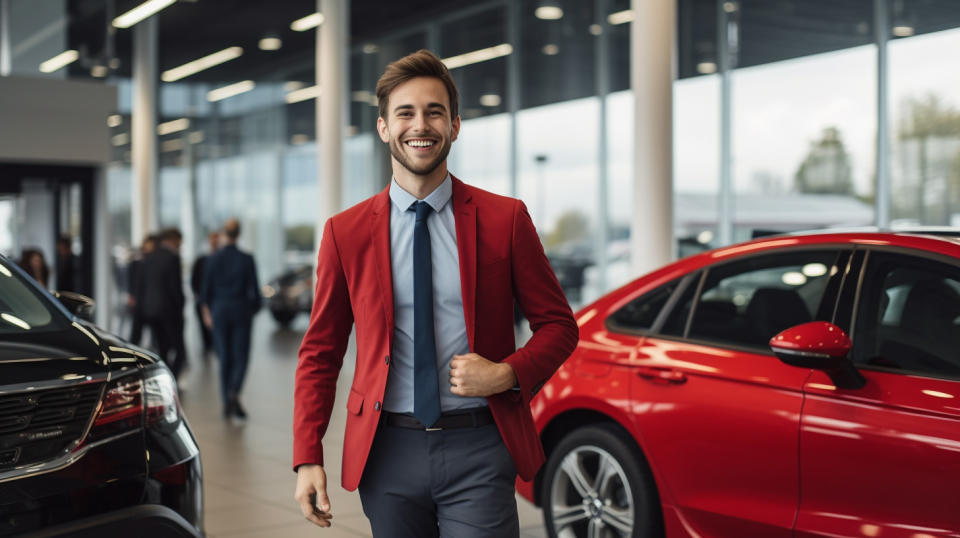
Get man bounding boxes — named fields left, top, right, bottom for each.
left=293, top=50, right=578, bottom=536
left=128, top=234, right=157, bottom=345
left=191, top=231, right=220, bottom=356
left=55, top=235, right=82, bottom=293
left=200, top=219, right=260, bottom=421
left=135, top=228, right=187, bottom=380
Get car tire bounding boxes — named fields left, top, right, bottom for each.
left=541, top=424, right=662, bottom=538
left=270, top=309, right=296, bottom=326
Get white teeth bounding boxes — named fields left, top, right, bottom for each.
left=406, top=140, right=435, bottom=148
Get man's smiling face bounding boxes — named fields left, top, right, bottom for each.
left=377, top=76, right=460, bottom=177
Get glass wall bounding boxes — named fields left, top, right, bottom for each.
left=889, top=12, right=960, bottom=225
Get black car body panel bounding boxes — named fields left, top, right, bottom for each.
left=0, top=256, right=203, bottom=536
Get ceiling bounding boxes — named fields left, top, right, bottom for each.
left=65, top=0, right=480, bottom=83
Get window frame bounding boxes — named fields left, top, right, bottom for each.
left=849, top=245, right=960, bottom=381
left=609, top=245, right=852, bottom=356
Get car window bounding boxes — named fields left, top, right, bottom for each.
left=854, top=252, right=960, bottom=379
left=686, top=250, right=843, bottom=351
left=0, top=259, right=67, bottom=334
left=608, top=277, right=683, bottom=333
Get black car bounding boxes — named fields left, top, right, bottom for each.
left=262, top=265, right=313, bottom=326
left=0, top=256, right=203, bottom=537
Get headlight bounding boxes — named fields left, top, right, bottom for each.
left=144, top=366, right=180, bottom=425
left=81, top=364, right=181, bottom=446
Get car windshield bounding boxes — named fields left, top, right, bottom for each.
left=0, top=258, right=69, bottom=334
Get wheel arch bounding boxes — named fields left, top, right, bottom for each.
left=534, top=407, right=662, bottom=512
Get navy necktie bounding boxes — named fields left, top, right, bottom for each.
left=413, top=201, right=442, bottom=427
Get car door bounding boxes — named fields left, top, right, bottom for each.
left=795, top=249, right=960, bottom=537
left=626, top=248, right=849, bottom=537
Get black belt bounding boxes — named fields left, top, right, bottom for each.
left=383, top=408, right=494, bottom=431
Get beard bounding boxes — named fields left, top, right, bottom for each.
left=388, top=134, right=452, bottom=177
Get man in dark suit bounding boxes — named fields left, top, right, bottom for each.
left=293, top=50, right=578, bottom=536
left=201, top=218, right=260, bottom=421
left=135, top=228, right=187, bottom=380
left=128, top=234, right=157, bottom=345
left=191, top=231, right=220, bottom=356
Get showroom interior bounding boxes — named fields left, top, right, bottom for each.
left=1, top=0, right=960, bottom=536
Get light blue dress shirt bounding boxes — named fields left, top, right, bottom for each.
left=382, top=174, right=487, bottom=413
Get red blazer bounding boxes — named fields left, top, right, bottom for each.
left=293, top=176, right=578, bottom=491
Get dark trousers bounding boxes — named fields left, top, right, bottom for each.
left=358, top=420, right=519, bottom=538
left=211, top=306, right=252, bottom=405
left=146, top=315, right=187, bottom=379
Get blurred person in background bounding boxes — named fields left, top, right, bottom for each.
left=55, top=235, right=82, bottom=293
left=128, top=234, right=158, bottom=346
left=135, top=228, right=188, bottom=381
left=18, top=248, right=49, bottom=288
left=201, top=218, right=260, bottom=422
left=191, top=231, right=220, bottom=358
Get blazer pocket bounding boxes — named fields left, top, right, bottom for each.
left=478, top=258, right=510, bottom=280
left=347, top=387, right=364, bottom=416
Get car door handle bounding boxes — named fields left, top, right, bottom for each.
left=636, top=366, right=687, bottom=384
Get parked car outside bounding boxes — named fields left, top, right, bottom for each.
left=0, top=255, right=203, bottom=537
left=262, top=265, right=313, bottom=327
left=518, top=231, right=960, bottom=538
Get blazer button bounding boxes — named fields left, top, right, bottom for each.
left=384, top=355, right=390, bottom=365
left=374, top=401, right=382, bottom=411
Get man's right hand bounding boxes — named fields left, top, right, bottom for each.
left=295, top=464, right=333, bottom=527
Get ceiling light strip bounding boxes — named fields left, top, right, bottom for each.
left=207, top=80, right=255, bottom=102
left=286, top=85, right=322, bottom=104
left=162, top=47, right=243, bottom=82
left=39, top=50, right=78, bottom=73
left=607, top=10, right=635, bottom=25
left=442, top=44, right=513, bottom=70
left=157, top=118, right=190, bottom=135
left=291, top=12, right=325, bottom=32
left=112, top=0, right=177, bottom=29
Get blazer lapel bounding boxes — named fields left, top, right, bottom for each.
left=452, top=176, right=477, bottom=351
left=370, top=187, right=394, bottom=344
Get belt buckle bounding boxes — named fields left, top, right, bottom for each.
left=425, top=426, right=443, bottom=432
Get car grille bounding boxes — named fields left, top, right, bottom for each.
left=0, top=383, right=104, bottom=471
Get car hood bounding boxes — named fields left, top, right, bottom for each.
left=0, top=320, right=157, bottom=389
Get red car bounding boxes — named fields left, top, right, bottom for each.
left=517, top=231, right=960, bottom=538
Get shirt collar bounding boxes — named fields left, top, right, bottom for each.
left=389, top=173, right=452, bottom=213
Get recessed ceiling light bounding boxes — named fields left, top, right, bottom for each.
left=589, top=24, right=603, bottom=36
left=259, top=37, right=282, bottom=51
left=696, top=61, right=717, bottom=74
left=479, top=94, right=501, bottom=107
left=542, top=44, right=560, bottom=56
left=892, top=25, right=914, bottom=37
left=535, top=6, right=563, bottom=20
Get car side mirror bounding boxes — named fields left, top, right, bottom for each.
left=770, top=321, right=866, bottom=389
left=55, top=291, right=95, bottom=322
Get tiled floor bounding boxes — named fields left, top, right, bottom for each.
left=176, top=311, right=548, bottom=538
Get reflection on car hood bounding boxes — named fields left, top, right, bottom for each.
left=0, top=327, right=109, bottom=388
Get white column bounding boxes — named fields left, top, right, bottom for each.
left=93, top=167, right=111, bottom=327
left=0, top=0, right=10, bottom=76
left=314, top=0, right=347, bottom=253
left=630, top=0, right=676, bottom=276
left=131, top=16, right=158, bottom=245
left=874, top=0, right=890, bottom=227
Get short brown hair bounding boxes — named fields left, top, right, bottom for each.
left=376, top=49, right=459, bottom=120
